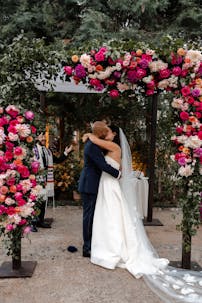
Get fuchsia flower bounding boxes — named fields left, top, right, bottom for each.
left=172, top=66, right=182, bottom=76
left=74, top=64, right=86, bottom=78
left=31, top=161, right=40, bottom=174
left=180, top=111, right=189, bottom=121
left=24, top=111, right=34, bottom=120
left=159, top=69, right=171, bottom=79
left=191, top=88, right=200, bottom=97
left=6, top=224, right=14, bottom=231
left=14, top=146, right=23, bottom=156
left=64, top=66, right=73, bottom=76
left=181, top=86, right=191, bottom=96
left=6, top=105, right=19, bottom=118
left=109, top=90, right=119, bottom=98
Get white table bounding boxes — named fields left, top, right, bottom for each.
left=132, top=177, right=149, bottom=218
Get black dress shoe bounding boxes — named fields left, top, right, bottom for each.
left=36, top=221, right=51, bottom=228
left=83, top=250, right=91, bottom=258
left=31, top=225, right=38, bottom=232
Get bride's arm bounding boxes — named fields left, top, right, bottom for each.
left=84, top=133, right=119, bottom=152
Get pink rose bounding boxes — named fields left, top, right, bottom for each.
left=30, top=179, right=37, bottom=187
left=6, top=224, right=14, bottom=231
left=181, top=70, right=188, bottom=77
left=198, top=131, right=202, bottom=140
left=31, top=125, right=37, bottom=134
left=147, top=80, right=155, bottom=89
left=14, top=146, right=23, bottom=156
left=95, top=51, right=105, bottom=62
left=29, top=194, right=36, bottom=201
left=180, top=111, right=189, bottom=121
left=5, top=151, right=13, bottom=161
left=172, top=66, right=181, bottom=76
left=109, top=90, right=119, bottom=98
left=178, top=158, right=186, bottom=166
left=31, top=161, right=40, bottom=174
left=7, top=125, right=17, bottom=134
left=89, top=79, right=101, bottom=87
left=159, top=69, right=171, bottom=79
left=7, top=177, right=16, bottom=186
left=146, top=89, right=155, bottom=96
left=19, top=219, right=27, bottom=226
left=181, top=86, right=191, bottom=96
left=16, top=184, right=23, bottom=191
left=24, top=111, right=34, bottom=120
left=5, top=142, right=14, bottom=151
left=64, top=66, right=73, bottom=76
left=136, top=68, right=147, bottom=79
left=18, top=198, right=26, bottom=206
left=14, top=192, right=23, bottom=201
left=186, top=96, right=195, bottom=104
left=17, top=165, right=30, bottom=178
left=176, top=126, right=183, bottom=134
left=23, top=226, right=31, bottom=235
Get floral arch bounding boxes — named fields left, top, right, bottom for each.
left=63, top=46, right=202, bottom=268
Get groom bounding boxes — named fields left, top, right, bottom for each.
left=78, top=121, right=121, bottom=257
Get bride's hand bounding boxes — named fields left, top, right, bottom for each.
left=82, top=133, right=91, bottom=143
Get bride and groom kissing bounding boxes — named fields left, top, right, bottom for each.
left=78, top=121, right=169, bottom=278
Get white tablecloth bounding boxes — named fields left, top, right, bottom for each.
left=131, top=177, right=149, bottom=218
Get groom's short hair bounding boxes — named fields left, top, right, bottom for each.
left=92, top=121, right=108, bottom=139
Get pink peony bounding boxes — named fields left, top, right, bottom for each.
left=198, top=131, right=202, bottom=140
left=146, top=89, right=155, bottom=96
left=23, top=226, right=31, bottom=235
left=109, top=90, right=119, bottom=98
left=31, top=161, right=40, bottom=174
left=64, top=66, right=73, bottom=76
left=6, top=105, right=19, bottom=118
left=95, top=51, right=105, bottom=62
left=24, top=111, right=34, bottom=120
left=180, top=111, right=189, bottom=121
left=181, top=86, right=191, bottom=96
left=136, top=68, right=147, bottom=79
left=19, top=219, right=27, bottom=225
left=17, top=165, right=30, bottom=178
left=6, top=224, right=14, bottom=231
left=14, top=192, right=23, bottom=201
left=159, top=69, right=171, bottom=79
left=14, top=146, right=23, bottom=156
left=172, top=66, right=182, bottom=76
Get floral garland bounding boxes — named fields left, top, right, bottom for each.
left=64, top=47, right=202, bottom=178
left=0, top=105, right=43, bottom=256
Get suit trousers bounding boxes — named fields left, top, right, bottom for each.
left=81, top=192, right=97, bottom=252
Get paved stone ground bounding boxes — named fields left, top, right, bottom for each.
left=0, top=206, right=202, bottom=303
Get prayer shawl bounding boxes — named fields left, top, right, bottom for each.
left=33, top=144, right=54, bottom=198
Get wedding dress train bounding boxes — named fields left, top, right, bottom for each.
left=90, top=128, right=202, bottom=303
left=91, top=156, right=169, bottom=278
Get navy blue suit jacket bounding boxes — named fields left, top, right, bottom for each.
left=78, top=140, right=119, bottom=194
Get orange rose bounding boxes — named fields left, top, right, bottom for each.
left=177, top=48, right=186, bottom=56
left=136, top=49, right=142, bottom=56
left=178, top=146, right=184, bottom=151
left=189, top=116, right=197, bottom=123
left=10, top=185, right=16, bottom=193
left=95, top=65, right=104, bottom=71
left=0, top=186, right=8, bottom=195
left=129, top=61, right=137, bottom=69
left=0, top=195, right=6, bottom=203
left=185, top=58, right=191, bottom=64
left=182, top=147, right=190, bottom=154
left=26, top=136, right=33, bottom=143
left=15, top=207, right=21, bottom=213
left=13, top=159, right=23, bottom=166
left=71, top=55, right=79, bottom=63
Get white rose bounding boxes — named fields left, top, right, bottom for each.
left=184, top=136, right=202, bottom=149
left=178, top=165, right=194, bottom=177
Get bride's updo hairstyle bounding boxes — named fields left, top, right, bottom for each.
left=92, top=121, right=109, bottom=139
left=109, top=125, right=120, bottom=146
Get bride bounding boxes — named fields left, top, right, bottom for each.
left=84, top=125, right=202, bottom=303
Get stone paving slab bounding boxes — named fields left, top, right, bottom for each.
left=0, top=206, right=201, bottom=303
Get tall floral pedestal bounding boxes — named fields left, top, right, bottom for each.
left=0, top=234, right=37, bottom=278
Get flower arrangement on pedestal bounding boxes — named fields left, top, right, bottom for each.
left=0, top=105, right=43, bottom=269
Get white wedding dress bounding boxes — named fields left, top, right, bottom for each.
left=91, top=129, right=202, bottom=303
left=91, top=155, right=169, bottom=278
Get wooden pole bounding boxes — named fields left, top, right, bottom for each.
left=147, top=94, right=158, bottom=222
